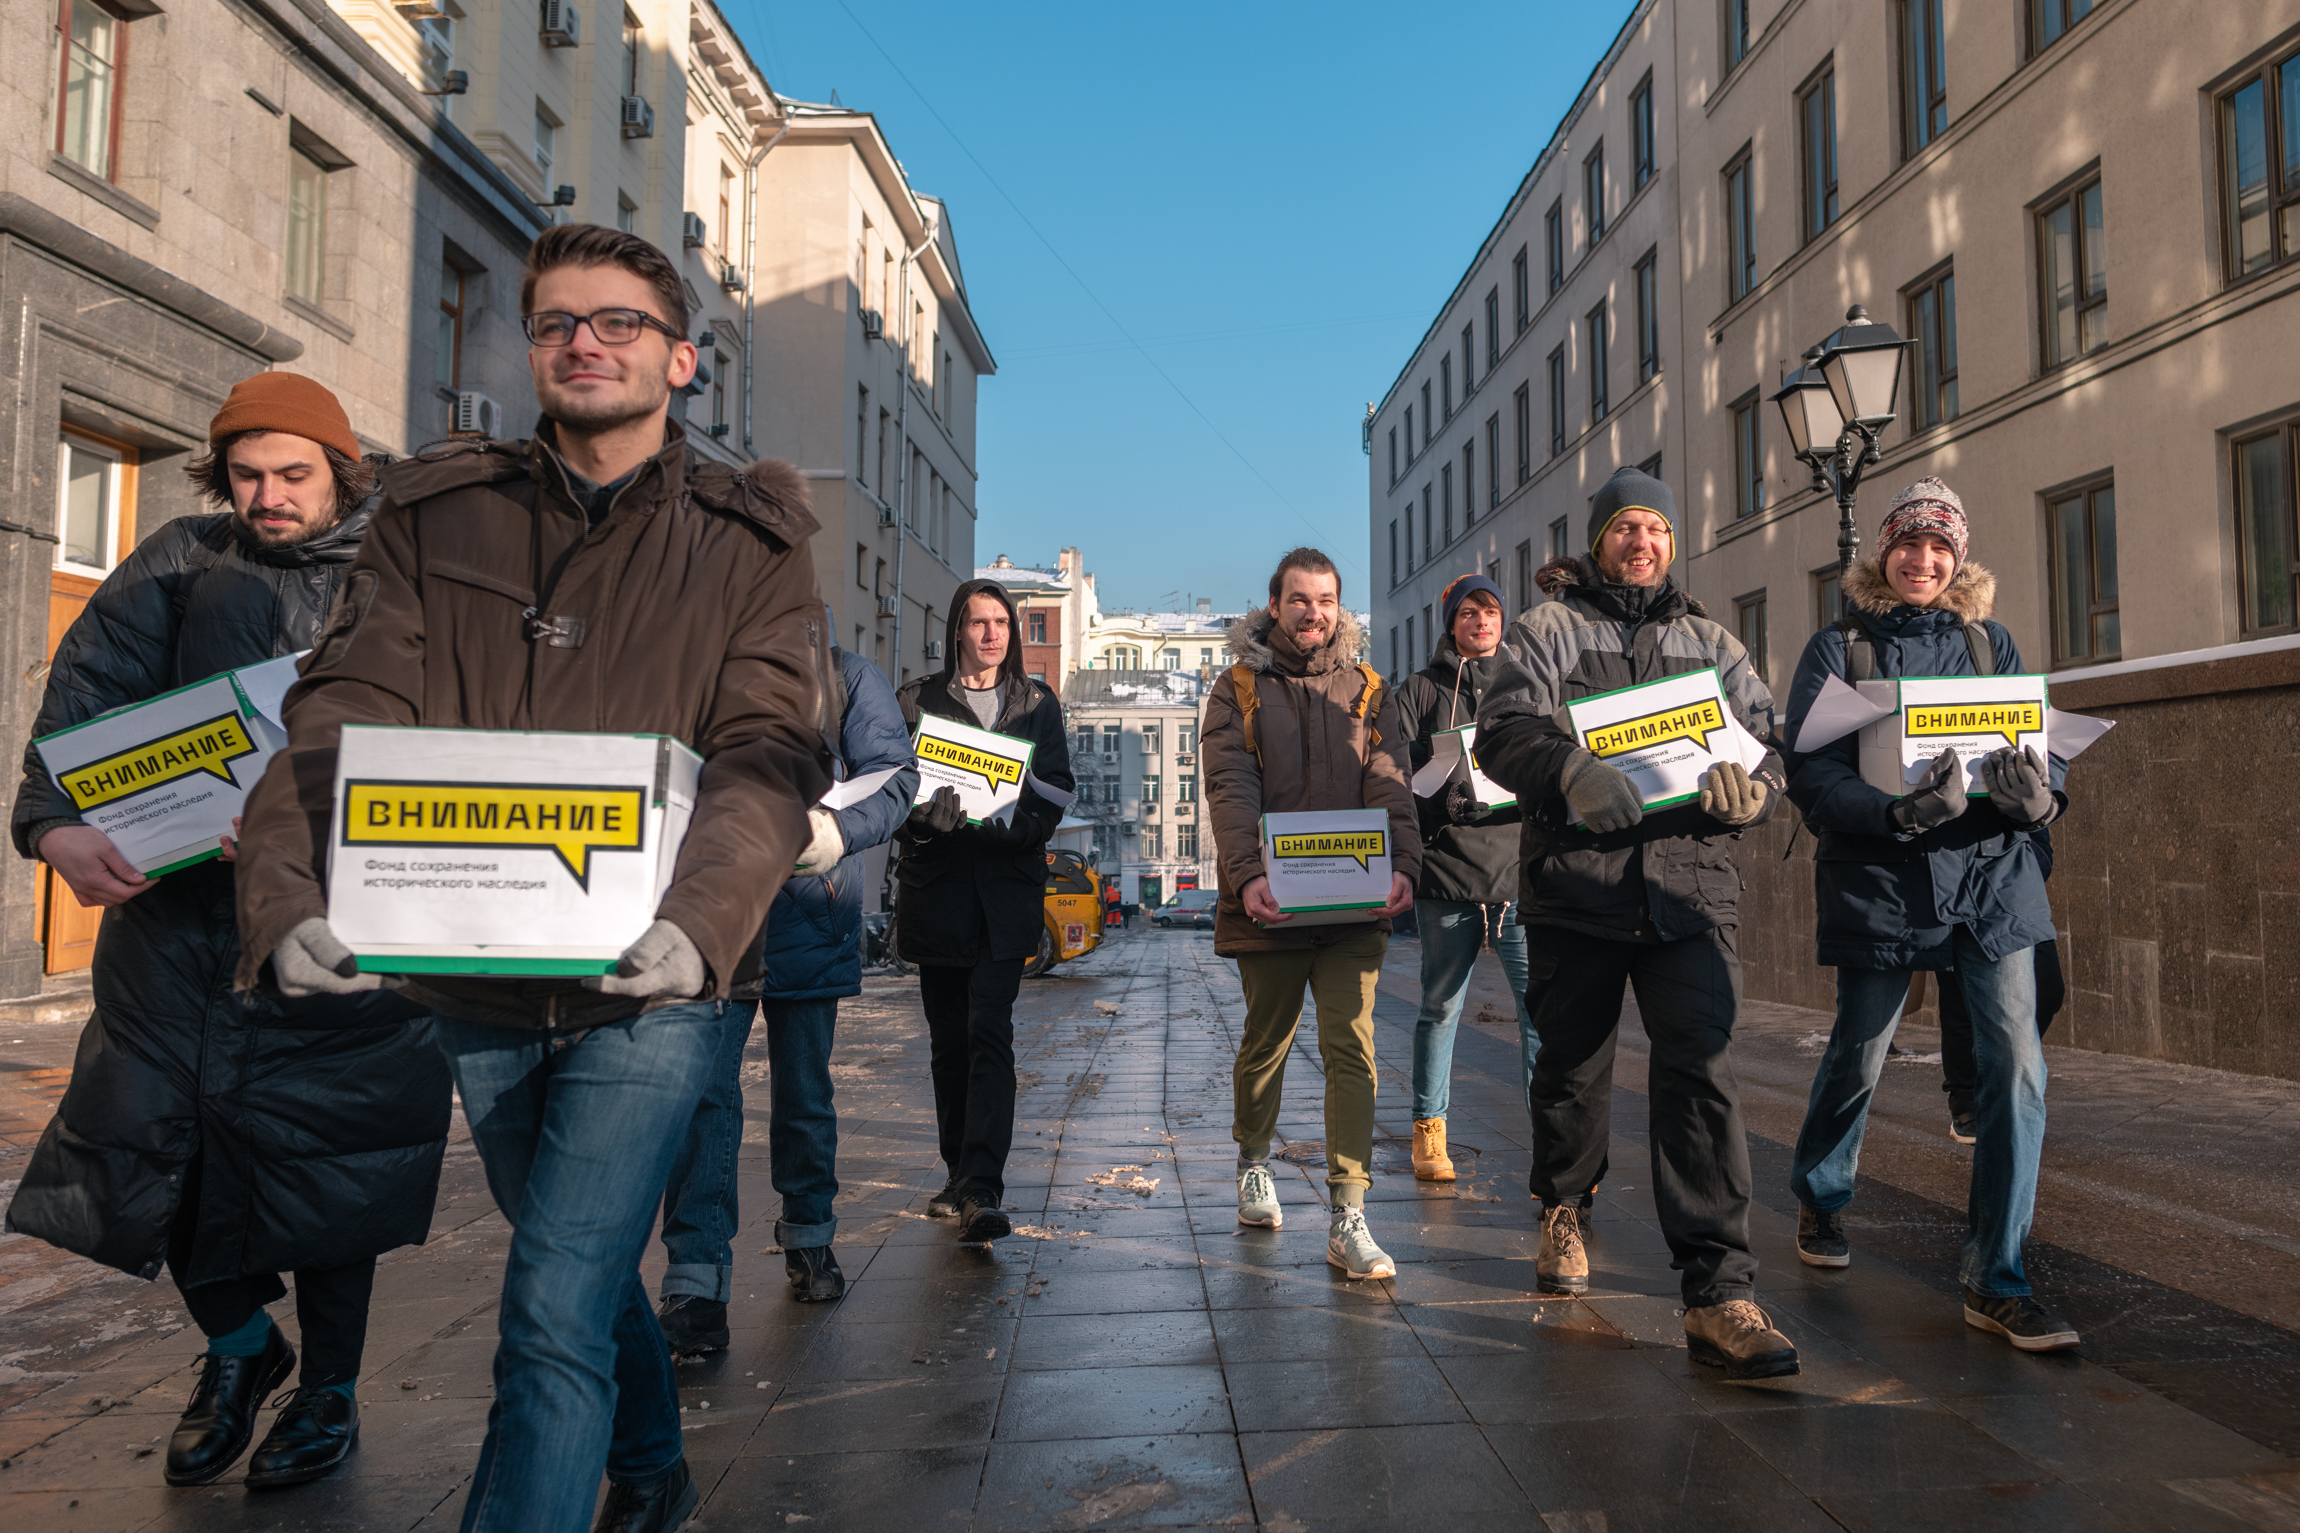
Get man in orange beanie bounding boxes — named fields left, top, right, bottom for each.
left=7, top=372, right=447, bottom=1491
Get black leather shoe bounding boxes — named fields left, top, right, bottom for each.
left=785, top=1245, right=846, bottom=1302
left=244, top=1386, right=359, bottom=1487
left=165, top=1326, right=297, bottom=1486
left=959, top=1195, right=1011, bottom=1243
left=657, top=1294, right=729, bottom=1356
left=927, top=1180, right=963, bottom=1218
left=592, top=1456, right=698, bottom=1533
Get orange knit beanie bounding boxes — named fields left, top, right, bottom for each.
left=208, top=373, right=359, bottom=460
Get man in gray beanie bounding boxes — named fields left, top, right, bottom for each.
left=1474, top=463, right=1797, bottom=1380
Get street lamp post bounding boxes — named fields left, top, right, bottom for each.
left=1770, top=304, right=1913, bottom=576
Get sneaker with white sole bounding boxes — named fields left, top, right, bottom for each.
left=1237, top=1163, right=1282, bottom=1228
left=1325, top=1206, right=1395, bottom=1280
left=1963, top=1287, right=2079, bottom=1351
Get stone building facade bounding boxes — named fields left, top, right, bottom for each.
left=1060, top=671, right=1217, bottom=904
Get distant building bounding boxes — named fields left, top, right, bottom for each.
left=1060, top=670, right=1216, bottom=902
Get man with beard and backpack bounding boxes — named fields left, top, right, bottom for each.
left=1474, top=465, right=1797, bottom=1380
left=7, top=375, right=448, bottom=1490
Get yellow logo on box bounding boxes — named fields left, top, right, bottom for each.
left=916, top=733, right=1026, bottom=793
left=1271, top=830, right=1388, bottom=871
left=1905, top=702, right=2043, bottom=749
left=1584, top=697, right=1727, bottom=760
left=61, top=713, right=259, bottom=810
left=342, top=780, right=647, bottom=888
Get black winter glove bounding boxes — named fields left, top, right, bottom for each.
left=1981, top=745, right=2056, bottom=827
left=1443, top=779, right=1479, bottom=825
left=907, top=785, right=965, bottom=834
left=1890, top=748, right=1969, bottom=835
left=970, top=811, right=1034, bottom=848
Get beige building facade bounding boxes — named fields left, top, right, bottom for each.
left=1060, top=672, right=1218, bottom=903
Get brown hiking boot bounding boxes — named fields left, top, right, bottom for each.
left=1412, top=1118, right=1456, bottom=1181
left=1685, top=1299, right=1800, bottom=1380
left=1537, top=1205, right=1588, bottom=1295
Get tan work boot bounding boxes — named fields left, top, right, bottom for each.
left=1536, top=1205, right=1588, bottom=1295
left=1684, top=1299, right=1800, bottom=1380
left=1412, top=1118, right=1456, bottom=1181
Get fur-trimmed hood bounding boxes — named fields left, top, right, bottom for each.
left=1225, top=606, right=1368, bottom=676
left=1843, top=557, right=1995, bottom=621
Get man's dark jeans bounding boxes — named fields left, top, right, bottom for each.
left=919, top=958, right=1024, bottom=1205
left=1522, top=923, right=1760, bottom=1307
left=661, top=997, right=841, bottom=1298
left=1941, top=939, right=2064, bottom=1103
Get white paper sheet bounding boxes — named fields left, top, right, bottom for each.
left=2045, top=708, right=2115, bottom=762
left=1794, top=672, right=1897, bottom=753
left=818, top=764, right=903, bottom=811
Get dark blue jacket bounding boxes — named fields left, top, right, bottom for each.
left=754, top=650, right=917, bottom=1000
left=1782, top=560, right=2066, bottom=972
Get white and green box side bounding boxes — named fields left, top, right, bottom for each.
left=1855, top=674, right=2050, bottom=798
left=911, top=712, right=1037, bottom=826
left=1560, top=667, right=1742, bottom=816
left=1257, top=807, right=1392, bottom=917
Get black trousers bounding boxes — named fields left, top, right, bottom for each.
left=1940, top=938, right=2064, bottom=1101
left=919, top=957, right=1025, bottom=1205
left=1523, top=923, right=1760, bottom=1307
left=166, top=1154, right=376, bottom=1389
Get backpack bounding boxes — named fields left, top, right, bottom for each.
left=1229, top=661, right=1386, bottom=767
left=1836, top=616, right=1995, bottom=681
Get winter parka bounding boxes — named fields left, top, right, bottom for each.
left=1396, top=638, right=1522, bottom=905
left=1473, top=556, right=1783, bottom=943
left=749, top=649, right=917, bottom=1000
left=1201, top=608, right=1421, bottom=955
left=5, top=501, right=449, bottom=1284
left=892, top=672, right=1075, bottom=967
left=1781, top=559, right=2066, bottom=971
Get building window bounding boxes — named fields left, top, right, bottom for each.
left=1815, top=564, right=1847, bottom=626
left=2048, top=480, right=2119, bottom=662
left=2218, top=50, right=2300, bottom=279
left=1801, top=66, right=1839, bottom=240
left=285, top=147, right=329, bottom=304
left=1462, top=442, right=1476, bottom=526
left=1404, top=404, right=1414, bottom=462
left=1639, top=450, right=1663, bottom=481
left=1901, top=0, right=1948, bottom=158
left=1389, top=626, right=1399, bottom=678
left=1634, top=248, right=1660, bottom=383
left=1485, top=289, right=1500, bottom=365
left=1485, top=414, right=1501, bottom=509
left=1177, top=774, right=1196, bottom=803
left=53, top=0, right=126, bottom=181
left=1906, top=266, right=1959, bottom=428
left=718, top=164, right=735, bottom=256
left=2236, top=426, right=2300, bottom=632
left=2029, top=0, right=2096, bottom=55
left=1461, top=323, right=1475, bottom=393
left=1545, top=199, right=1565, bottom=294
left=711, top=352, right=728, bottom=433
left=1548, top=346, right=1567, bottom=456
left=1441, top=463, right=1454, bottom=545
left=1731, top=390, right=1765, bottom=520
left=1513, top=540, right=1533, bottom=611
left=1513, top=384, right=1531, bottom=483
left=1389, top=520, right=1399, bottom=587
left=2038, top=176, right=2106, bottom=367
left=436, top=261, right=466, bottom=390
left=856, top=386, right=870, bottom=485
left=1404, top=612, right=1415, bottom=668
left=1631, top=72, right=1655, bottom=189
left=1176, top=824, right=1198, bottom=860
left=615, top=193, right=636, bottom=233
left=623, top=9, right=643, bottom=94
left=416, top=11, right=454, bottom=109
left=1584, top=144, right=1606, bottom=244
left=1734, top=591, right=1769, bottom=680
left=1142, top=826, right=1162, bottom=859
left=1586, top=303, right=1609, bottom=423
left=1143, top=724, right=1162, bottom=755
left=1404, top=502, right=1415, bottom=573
left=1723, top=0, right=1750, bottom=72
left=1547, top=516, right=1569, bottom=561
left=1030, top=611, right=1047, bottom=643
left=1420, top=382, right=1432, bottom=448
left=1440, top=354, right=1453, bottom=420
left=1724, top=148, right=1756, bottom=302
left=1102, top=724, right=1122, bottom=757
left=54, top=433, right=127, bottom=575
left=1422, top=483, right=1434, bottom=558
left=1388, top=426, right=1398, bottom=484
left=856, top=544, right=868, bottom=590
left=534, top=105, right=555, bottom=175
left=1512, top=246, right=1530, bottom=330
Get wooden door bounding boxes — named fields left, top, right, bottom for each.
left=38, top=571, right=105, bottom=973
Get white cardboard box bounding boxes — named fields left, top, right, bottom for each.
left=912, top=712, right=1034, bottom=825
left=1561, top=667, right=1766, bottom=824
left=327, top=725, right=701, bottom=976
left=34, top=652, right=304, bottom=874
left=1857, top=674, right=2050, bottom=797
left=1258, top=808, right=1392, bottom=926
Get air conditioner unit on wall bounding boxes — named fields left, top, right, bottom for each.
left=451, top=392, right=502, bottom=437
left=923, top=639, right=942, bottom=660
left=681, top=211, right=707, bottom=248
left=540, top=0, right=579, bottom=47
left=876, top=594, right=899, bottom=618
left=620, top=96, right=654, bottom=139
left=1174, top=803, right=1193, bottom=818
left=860, top=308, right=883, bottom=340
left=719, top=262, right=746, bottom=292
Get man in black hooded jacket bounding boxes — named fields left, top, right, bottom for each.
left=7, top=375, right=448, bottom=1489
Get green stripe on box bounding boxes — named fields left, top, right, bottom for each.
left=1276, top=901, right=1387, bottom=912
left=141, top=847, right=223, bottom=877
left=355, top=956, right=620, bottom=977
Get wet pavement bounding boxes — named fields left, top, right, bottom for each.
left=4, top=926, right=2300, bottom=1530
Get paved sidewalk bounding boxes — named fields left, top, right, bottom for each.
left=3, top=927, right=2299, bottom=1530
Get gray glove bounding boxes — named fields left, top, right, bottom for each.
left=273, top=917, right=383, bottom=997
left=907, top=785, right=966, bottom=834
left=584, top=919, right=705, bottom=999
left=1890, top=748, right=1970, bottom=835
left=1698, top=761, right=1769, bottom=828
left=1559, top=748, right=1644, bottom=834
left=1981, top=745, right=2056, bottom=826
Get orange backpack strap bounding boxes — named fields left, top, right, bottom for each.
left=1353, top=663, right=1387, bottom=749
left=1229, top=663, right=1263, bottom=766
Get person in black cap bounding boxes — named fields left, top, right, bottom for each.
left=1474, top=464, right=1798, bottom=1381
left=1395, top=574, right=1535, bottom=1180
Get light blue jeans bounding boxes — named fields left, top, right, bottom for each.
left=1411, top=898, right=1536, bottom=1120
left=1790, top=928, right=2048, bottom=1297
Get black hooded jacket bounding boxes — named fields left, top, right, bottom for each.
left=5, top=494, right=449, bottom=1285
left=1396, top=637, right=1523, bottom=904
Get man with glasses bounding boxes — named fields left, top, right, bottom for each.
left=235, top=224, right=833, bottom=1533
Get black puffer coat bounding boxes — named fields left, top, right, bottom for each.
left=6, top=502, right=449, bottom=1283
left=1397, top=638, right=1523, bottom=905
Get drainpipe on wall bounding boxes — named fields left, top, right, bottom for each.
left=738, top=113, right=791, bottom=458
left=888, top=217, right=939, bottom=680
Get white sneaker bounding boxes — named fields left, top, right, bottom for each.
left=1237, top=1163, right=1282, bottom=1228
left=1325, top=1206, right=1395, bottom=1280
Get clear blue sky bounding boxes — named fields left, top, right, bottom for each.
left=722, top=1, right=1637, bottom=613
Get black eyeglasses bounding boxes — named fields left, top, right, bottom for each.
left=521, top=308, right=684, bottom=347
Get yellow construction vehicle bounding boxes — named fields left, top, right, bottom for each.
left=1028, top=849, right=1104, bottom=976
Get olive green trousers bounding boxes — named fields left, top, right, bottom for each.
left=1231, top=929, right=1386, bottom=1207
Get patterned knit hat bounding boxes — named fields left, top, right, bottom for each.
left=1878, top=477, right=1968, bottom=566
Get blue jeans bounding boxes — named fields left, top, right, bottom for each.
left=660, top=997, right=841, bottom=1300
left=1790, top=929, right=2048, bottom=1297
left=1411, top=898, right=1535, bottom=1119
left=435, top=1001, right=728, bottom=1532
